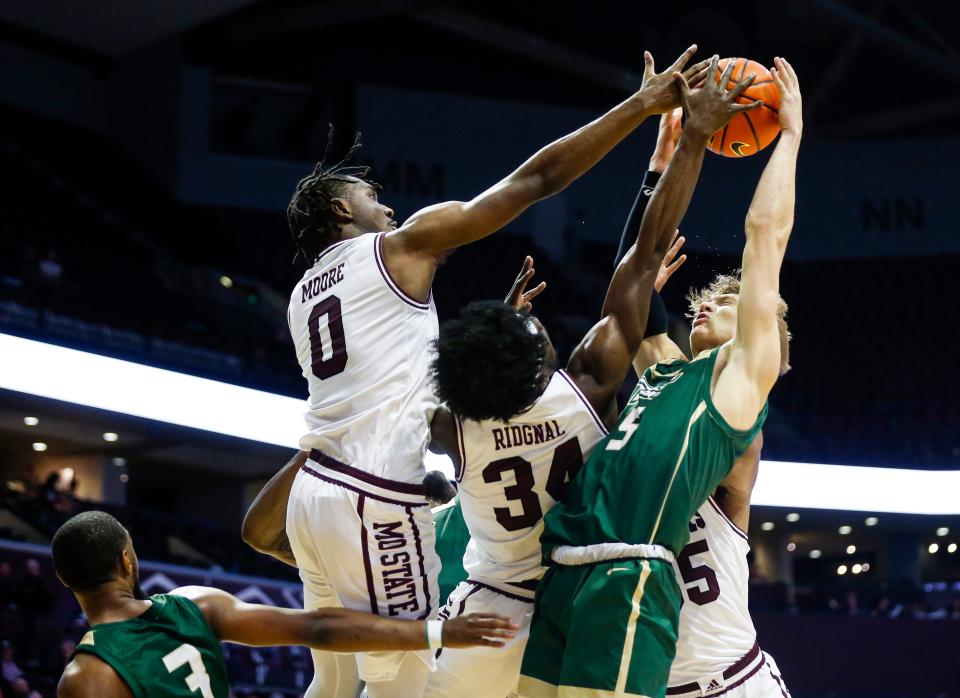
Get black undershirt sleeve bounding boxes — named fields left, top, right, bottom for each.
left=614, top=169, right=668, bottom=338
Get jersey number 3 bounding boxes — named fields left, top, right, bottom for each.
left=482, top=438, right=583, bottom=532
left=309, top=296, right=348, bottom=379
left=162, top=643, right=214, bottom=698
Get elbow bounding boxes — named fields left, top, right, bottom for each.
left=744, top=218, right=792, bottom=245
left=240, top=514, right=265, bottom=552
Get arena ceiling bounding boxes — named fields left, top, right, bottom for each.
left=1, top=1, right=958, bottom=137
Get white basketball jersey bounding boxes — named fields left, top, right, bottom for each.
left=455, top=370, right=607, bottom=596
left=287, top=233, right=439, bottom=486
left=669, top=496, right=757, bottom=686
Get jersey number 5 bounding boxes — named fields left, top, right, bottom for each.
left=162, top=643, right=214, bottom=698
left=482, top=438, right=583, bottom=532
left=309, top=295, right=348, bottom=379
left=676, top=539, right=720, bottom=605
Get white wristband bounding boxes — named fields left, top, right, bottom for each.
left=426, top=620, right=443, bottom=650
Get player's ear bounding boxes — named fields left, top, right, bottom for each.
left=329, top=196, right=353, bottom=223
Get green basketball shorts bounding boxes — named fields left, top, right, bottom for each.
left=518, top=558, right=681, bottom=698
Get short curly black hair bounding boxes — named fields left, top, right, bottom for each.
left=52, top=511, right=129, bottom=592
left=431, top=301, right=549, bottom=422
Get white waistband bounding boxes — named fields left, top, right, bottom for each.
left=551, top=542, right=675, bottom=566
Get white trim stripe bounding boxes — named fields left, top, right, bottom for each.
left=557, top=369, right=609, bottom=435
left=551, top=542, right=675, bottom=566
left=616, top=559, right=651, bottom=695
left=648, top=402, right=707, bottom=544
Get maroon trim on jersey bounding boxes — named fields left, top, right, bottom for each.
left=453, top=415, right=467, bottom=483
left=707, top=495, right=749, bottom=541
left=666, top=642, right=761, bottom=696
left=309, top=449, right=427, bottom=497
left=407, top=505, right=433, bottom=620
left=556, top=369, right=609, bottom=435
left=466, top=579, right=536, bottom=603
left=374, top=233, right=432, bottom=310
left=357, top=495, right=380, bottom=615
left=300, top=463, right=428, bottom=508
left=315, top=237, right=354, bottom=264
left=766, top=656, right=790, bottom=698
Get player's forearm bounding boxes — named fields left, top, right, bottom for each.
left=306, top=608, right=429, bottom=652
left=513, top=92, right=657, bottom=198
left=743, top=131, right=801, bottom=246
left=634, top=128, right=710, bottom=261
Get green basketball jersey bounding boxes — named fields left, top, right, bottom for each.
left=542, top=347, right=766, bottom=557
left=75, top=593, right=230, bottom=698
left=433, top=498, right=469, bottom=604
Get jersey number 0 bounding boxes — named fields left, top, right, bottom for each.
left=309, top=296, right=349, bottom=379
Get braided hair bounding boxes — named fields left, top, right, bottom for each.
left=287, top=126, right=380, bottom=265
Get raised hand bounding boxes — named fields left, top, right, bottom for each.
left=504, top=256, right=547, bottom=313
left=655, top=231, right=687, bottom=292
left=771, top=57, right=802, bottom=135
left=442, top=613, right=519, bottom=648
left=649, top=108, right=684, bottom=173
left=636, top=46, right=713, bottom=115
left=673, top=55, right=760, bottom=139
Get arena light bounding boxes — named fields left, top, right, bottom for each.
left=786, top=512, right=800, bottom=522
left=23, top=416, right=39, bottom=426
left=32, top=442, right=47, bottom=452
left=752, top=461, right=960, bottom=515
left=846, top=545, right=856, bottom=555
left=809, top=549, right=822, bottom=559
left=865, top=517, right=879, bottom=527
left=937, top=527, right=950, bottom=537
left=760, top=521, right=775, bottom=531
left=3, top=332, right=960, bottom=515
left=0, top=334, right=303, bottom=448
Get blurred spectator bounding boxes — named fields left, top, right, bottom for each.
left=14, top=559, right=52, bottom=617
left=0, top=562, right=14, bottom=607
left=1, top=641, right=30, bottom=696
left=37, top=250, right=62, bottom=286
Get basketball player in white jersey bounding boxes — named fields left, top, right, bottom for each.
left=420, top=91, right=723, bottom=697
left=278, top=47, right=712, bottom=698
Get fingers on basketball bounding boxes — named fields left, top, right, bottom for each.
left=706, top=57, right=782, bottom=158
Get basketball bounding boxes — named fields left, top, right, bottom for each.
left=707, top=57, right=781, bottom=158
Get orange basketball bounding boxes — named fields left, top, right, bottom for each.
left=706, top=58, right=781, bottom=158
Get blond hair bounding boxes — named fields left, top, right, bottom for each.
left=686, top=270, right=791, bottom=375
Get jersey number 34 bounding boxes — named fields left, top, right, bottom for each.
left=482, top=438, right=584, bottom=532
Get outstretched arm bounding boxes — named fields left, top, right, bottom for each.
left=713, top=57, right=801, bottom=429
left=381, top=48, right=713, bottom=302
left=241, top=451, right=308, bottom=567
left=176, top=586, right=516, bottom=652
left=567, top=57, right=759, bottom=418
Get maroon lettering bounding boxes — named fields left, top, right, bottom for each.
left=388, top=598, right=420, bottom=616
left=509, top=425, right=524, bottom=447
left=380, top=551, right=411, bottom=566
left=544, top=421, right=555, bottom=440
left=532, top=424, right=544, bottom=444
left=521, top=424, right=533, bottom=444
left=373, top=522, right=406, bottom=551
left=493, top=428, right=506, bottom=451
left=552, top=420, right=566, bottom=437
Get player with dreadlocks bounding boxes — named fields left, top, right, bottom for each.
left=270, top=47, right=712, bottom=698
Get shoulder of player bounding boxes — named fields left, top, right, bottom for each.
left=169, top=586, right=233, bottom=629
left=59, top=653, right=133, bottom=698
